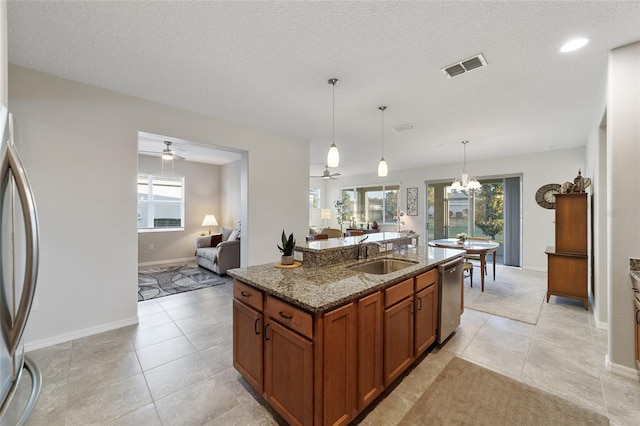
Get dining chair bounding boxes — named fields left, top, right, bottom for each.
left=465, top=237, right=490, bottom=275
left=463, top=261, right=473, bottom=287
left=321, top=228, right=343, bottom=238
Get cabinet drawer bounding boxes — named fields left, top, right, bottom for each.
left=385, top=278, right=414, bottom=308
left=415, top=269, right=436, bottom=292
left=234, top=280, right=264, bottom=312
left=266, top=295, right=313, bottom=339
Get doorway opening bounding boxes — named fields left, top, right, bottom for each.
left=426, top=176, right=522, bottom=267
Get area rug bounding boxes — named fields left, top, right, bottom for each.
left=138, top=264, right=231, bottom=301
left=463, top=265, right=547, bottom=325
left=399, top=357, right=609, bottom=426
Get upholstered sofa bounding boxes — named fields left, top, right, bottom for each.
left=195, top=227, right=240, bottom=275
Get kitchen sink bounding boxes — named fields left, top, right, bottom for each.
left=348, top=258, right=418, bottom=275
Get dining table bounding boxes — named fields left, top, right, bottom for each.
left=428, top=238, right=499, bottom=291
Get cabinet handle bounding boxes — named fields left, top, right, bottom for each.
left=240, top=291, right=251, bottom=297
left=279, top=311, right=293, bottom=320
left=264, top=323, right=270, bottom=341
left=632, top=288, right=640, bottom=294
left=416, top=296, right=423, bottom=311
left=636, top=308, right=640, bottom=325
left=254, top=318, right=261, bottom=335
left=411, top=299, right=415, bottom=315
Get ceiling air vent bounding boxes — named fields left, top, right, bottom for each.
left=391, top=123, right=415, bottom=133
left=441, top=53, right=487, bottom=78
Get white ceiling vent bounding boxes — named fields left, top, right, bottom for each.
left=441, top=53, right=487, bottom=78
left=391, top=123, right=415, bottom=133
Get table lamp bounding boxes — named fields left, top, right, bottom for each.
left=321, top=209, right=331, bottom=228
left=201, top=214, right=218, bottom=235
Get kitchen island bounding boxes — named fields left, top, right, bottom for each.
left=228, top=246, right=463, bottom=426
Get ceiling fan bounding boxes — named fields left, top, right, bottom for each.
left=312, top=165, right=341, bottom=180
left=139, top=141, right=185, bottom=160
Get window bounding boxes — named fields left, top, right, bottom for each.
left=309, top=187, right=321, bottom=209
left=339, top=184, right=399, bottom=225
left=138, top=173, right=185, bottom=232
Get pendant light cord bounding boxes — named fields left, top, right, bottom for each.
left=332, top=82, right=335, bottom=144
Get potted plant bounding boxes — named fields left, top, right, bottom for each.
left=278, top=230, right=296, bottom=265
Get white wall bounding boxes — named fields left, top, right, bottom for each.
left=9, top=65, right=309, bottom=350
left=606, top=41, right=640, bottom=373
left=585, top=105, right=608, bottom=328
left=220, top=159, right=242, bottom=231
left=137, top=154, right=222, bottom=264
left=324, top=147, right=585, bottom=270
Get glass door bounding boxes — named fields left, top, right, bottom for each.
left=427, top=179, right=512, bottom=265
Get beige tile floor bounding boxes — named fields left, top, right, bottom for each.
left=8, top=269, right=640, bottom=425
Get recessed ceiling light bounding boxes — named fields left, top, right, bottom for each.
left=560, top=38, right=590, bottom=53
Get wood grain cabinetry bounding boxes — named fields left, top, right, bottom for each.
left=264, top=319, right=314, bottom=426
left=545, top=193, right=588, bottom=310
left=383, top=284, right=414, bottom=385
left=357, top=292, right=383, bottom=410
left=383, top=271, right=438, bottom=385
left=232, top=299, right=263, bottom=393
left=322, top=303, right=357, bottom=426
left=233, top=262, right=449, bottom=426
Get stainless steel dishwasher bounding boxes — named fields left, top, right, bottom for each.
left=437, top=257, right=463, bottom=344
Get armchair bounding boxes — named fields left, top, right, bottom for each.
left=195, top=229, right=240, bottom=275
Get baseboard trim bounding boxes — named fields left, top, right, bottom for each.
left=522, top=265, right=546, bottom=272
left=605, top=355, right=639, bottom=380
left=138, top=256, right=196, bottom=267
left=23, top=316, right=139, bottom=352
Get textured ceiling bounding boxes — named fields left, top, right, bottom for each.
left=7, top=1, right=640, bottom=177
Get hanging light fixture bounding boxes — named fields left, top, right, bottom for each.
left=451, top=140, right=481, bottom=192
left=326, top=78, right=340, bottom=168
left=377, top=106, right=388, bottom=177
left=162, top=141, right=174, bottom=160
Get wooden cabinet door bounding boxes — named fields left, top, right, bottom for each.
left=264, top=320, right=314, bottom=426
left=384, top=296, right=414, bottom=386
left=414, top=284, right=437, bottom=357
left=357, top=292, right=383, bottom=411
left=555, top=194, right=587, bottom=254
left=323, top=303, right=357, bottom=426
left=233, top=299, right=264, bottom=393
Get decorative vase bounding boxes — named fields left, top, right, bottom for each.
left=281, top=255, right=294, bottom=265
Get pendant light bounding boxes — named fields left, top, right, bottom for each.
left=451, top=140, right=481, bottom=192
left=326, top=78, right=340, bottom=168
left=377, top=106, right=388, bottom=177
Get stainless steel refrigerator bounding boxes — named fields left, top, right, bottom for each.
left=0, top=104, right=42, bottom=423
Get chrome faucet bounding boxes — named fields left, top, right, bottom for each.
left=358, top=236, right=384, bottom=260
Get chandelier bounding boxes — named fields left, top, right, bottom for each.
left=450, top=140, right=481, bottom=192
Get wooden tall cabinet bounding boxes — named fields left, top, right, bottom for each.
left=545, top=193, right=588, bottom=310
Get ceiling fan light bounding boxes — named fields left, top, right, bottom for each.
left=378, top=157, right=388, bottom=177
left=327, top=143, right=340, bottom=168
left=162, top=151, right=173, bottom=161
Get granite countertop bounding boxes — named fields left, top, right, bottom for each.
left=296, top=231, right=417, bottom=253
left=228, top=246, right=463, bottom=314
left=631, top=258, right=640, bottom=289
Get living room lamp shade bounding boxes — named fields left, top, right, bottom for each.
left=201, top=214, right=218, bottom=234
left=326, top=78, right=340, bottom=168
left=377, top=106, right=388, bottom=177
left=321, top=208, right=331, bottom=227
left=450, top=140, right=481, bottom=192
